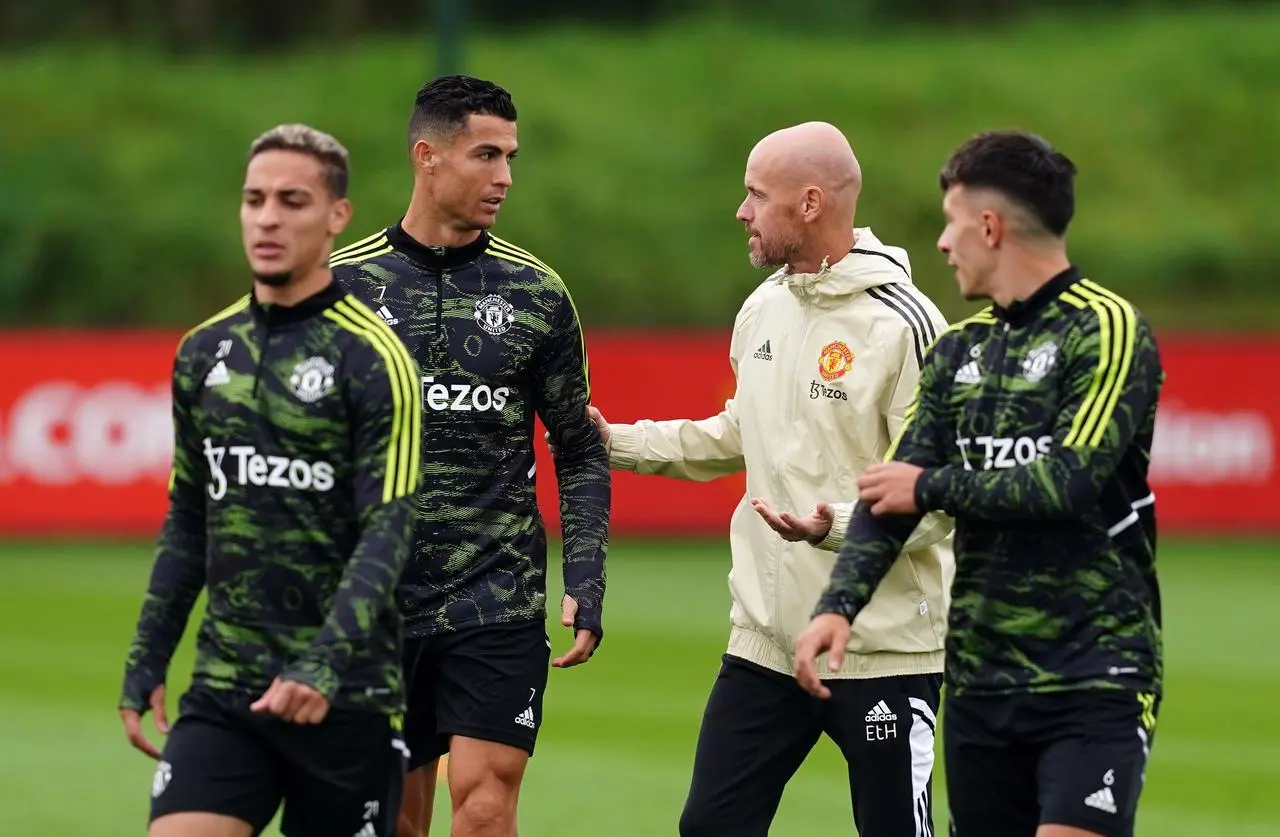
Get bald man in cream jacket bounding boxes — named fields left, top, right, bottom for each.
left=592, top=123, right=954, bottom=837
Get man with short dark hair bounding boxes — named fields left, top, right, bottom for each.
left=796, top=130, right=1165, bottom=837
left=330, top=75, right=610, bottom=837
left=119, top=122, right=422, bottom=837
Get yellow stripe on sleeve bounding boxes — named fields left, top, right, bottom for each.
left=335, top=297, right=422, bottom=497
left=1062, top=283, right=1137, bottom=448
left=484, top=242, right=591, bottom=400
left=322, top=303, right=420, bottom=502
left=179, top=295, right=250, bottom=349
left=883, top=396, right=919, bottom=461
left=489, top=236, right=562, bottom=280
left=329, top=231, right=389, bottom=264
left=330, top=244, right=394, bottom=268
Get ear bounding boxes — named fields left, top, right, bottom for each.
left=411, top=138, right=438, bottom=174
left=980, top=208, right=1005, bottom=248
left=328, top=197, right=352, bottom=238
left=800, top=186, right=824, bottom=222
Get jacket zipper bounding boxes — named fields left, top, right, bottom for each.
left=252, top=319, right=273, bottom=399
left=989, top=321, right=1011, bottom=436
left=776, top=289, right=811, bottom=646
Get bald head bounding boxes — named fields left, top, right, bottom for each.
left=737, top=122, right=864, bottom=273
left=747, top=121, right=862, bottom=221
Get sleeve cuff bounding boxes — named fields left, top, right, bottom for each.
left=281, top=658, right=339, bottom=700
left=813, top=592, right=858, bottom=622
left=916, top=467, right=947, bottom=514
left=815, top=501, right=855, bottom=551
left=606, top=423, right=642, bottom=471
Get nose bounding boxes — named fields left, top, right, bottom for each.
left=735, top=200, right=751, bottom=224
left=256, top=199, right=282, bottom=229
left=495, top=160, right=513, bottom=188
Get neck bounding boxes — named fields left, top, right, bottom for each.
left=403, top=185, right=482, bottom=249
left=255, top=264, right=331, bottom=307
left=989, top=244, right=1071, bottom=308
left=789, top=224, right=856, bottom=275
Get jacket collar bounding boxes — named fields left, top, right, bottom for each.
left=388, top=220, right=491, bottom=269
left=777, top=228, right=913, bottom=300
left=249, top=279, right=344, bottom=327
left=992, top=265, right=1082, bottom=325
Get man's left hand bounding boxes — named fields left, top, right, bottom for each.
left=552, top=595, right=599, bottom=668
left=857, top=462, right=924, bottom=515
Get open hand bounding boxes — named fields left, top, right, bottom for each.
left=752, top=498, right=834, bottom=544
left=250, top=677, right=330, bottom=724
left=120, top=683, right=169, bottom=759
left=552, top=595, right=599, bottom=668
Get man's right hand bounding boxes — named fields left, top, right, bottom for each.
left=751, top=499, right=834, bottom=544
left=120, top=683, right=169, bottom=759
left=546, top=405, right=611, bottom=454
left=585, top=405, right=610, bottom=446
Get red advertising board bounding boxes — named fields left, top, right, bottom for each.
left=0, top=330, right=1276, bottom=536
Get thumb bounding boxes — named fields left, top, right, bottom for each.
left=816, top=501, right=834, bottom=522
left=561, top=596, right=578, bottom=627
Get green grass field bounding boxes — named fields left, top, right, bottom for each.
left=2, top=536, right=1277, bottom=835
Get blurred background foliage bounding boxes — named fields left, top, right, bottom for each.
left=2, top=0, right=1277, bottom=329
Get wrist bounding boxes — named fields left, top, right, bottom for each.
left=282, top=658, right=338, bottom=699
left=813, top=592, right=857, bottom=623
left=914, top=467, right=942, bottom=513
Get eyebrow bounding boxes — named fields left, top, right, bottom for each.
left=474, top=143, right=517, bottom=156
left=241, top=187, right=313, bottom=199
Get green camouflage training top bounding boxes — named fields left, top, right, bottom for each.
left=330, top=224, right=610, bottom=640
left=816, top=267, right=1164, bottom=697
left=120, top=281, right=421, bottom=715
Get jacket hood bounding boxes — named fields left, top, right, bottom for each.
left=776, top=227, right=913, bottom=299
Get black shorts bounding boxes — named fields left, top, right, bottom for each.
left=401, top=620, right=552, bottom=769
left=944, top=689, right=1160, bottom=837
left=150, top=687, right=407, bottom=837
left=680, top=654, right=942, bottom=837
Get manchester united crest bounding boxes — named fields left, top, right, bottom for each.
left=474, top=294, right=515, bottom=336
left=289, top=357, right=335, bottom=403
left=817, top=341, right=854, bottom=381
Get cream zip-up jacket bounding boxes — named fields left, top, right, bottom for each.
left=608, top=229, right=955, bottom=679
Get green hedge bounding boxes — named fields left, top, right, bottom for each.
left=2, top=7, right=1278, bottom=329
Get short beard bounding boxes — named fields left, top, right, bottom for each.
left=253, top=270, right=293, bottom=287
left=749, top=235, right=803, bottom=271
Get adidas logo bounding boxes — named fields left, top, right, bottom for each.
left=1083, top=787, right=1117, bottom=814
left=204, top=360, right=230, bottom=388
left=954, top=360, right=981, bottom=384
left=375, top=305, right=399, bottom=326
left=753, top=340, right=773, bottom=361
left=514, top=706, right=536, bottom=729
left=352, top=824, right=377, bottom=837
left=864, top=700, right=897, bottom=722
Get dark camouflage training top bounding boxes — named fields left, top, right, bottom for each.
left=329, top=224, right=610, bottom=639
left=120, top=281, right=421, bottom=715
left=816, top=267, right=1164, bottom=697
